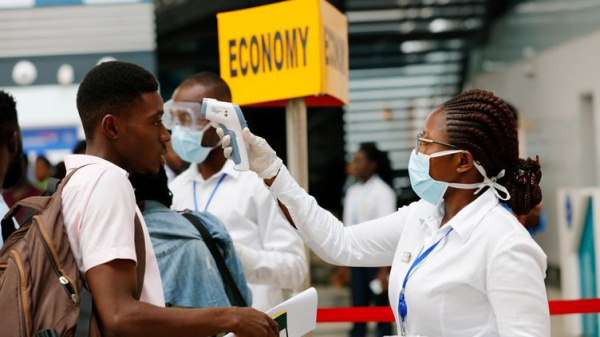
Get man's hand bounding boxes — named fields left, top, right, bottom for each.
left=216, top=127, right=282, bottom=179
left=229, top=307, right=279, bottom=337
left=86, top=259, right=278, bottom=337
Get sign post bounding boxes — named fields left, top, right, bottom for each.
left=286, top=98, right=308, bottom=189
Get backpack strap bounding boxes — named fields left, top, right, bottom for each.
left=181, top=212, right=247, bottom=307
left=74, top=287, right=93, bottom=337
left=2, top=167, right=84, bottom=241
left=133, top=214, right=146, bottom=300
left=44, top=178, right=61, bottom=196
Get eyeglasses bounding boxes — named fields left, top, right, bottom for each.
left=162, top=100, right=210, bottom=130
left=416, top=132, right=461, bottom=152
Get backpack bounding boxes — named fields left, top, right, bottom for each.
left=0, top=167, right=145, bottom=337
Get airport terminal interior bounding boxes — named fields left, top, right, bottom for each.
left=3, top=0, right=600, bottom=336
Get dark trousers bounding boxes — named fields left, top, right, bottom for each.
left=350, top=267, right=392, bottom=337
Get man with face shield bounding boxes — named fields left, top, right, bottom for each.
left=0, top=91, right=23, bottom=244
left=166, top=72, right=307, bottom=311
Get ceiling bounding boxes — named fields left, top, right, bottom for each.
left=155, top=0, right=512, bottom=80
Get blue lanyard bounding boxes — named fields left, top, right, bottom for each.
left=193, top=173, right=227, bottom=212
left=398, top=227, right=453, bottom=336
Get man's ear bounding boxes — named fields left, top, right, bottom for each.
left=455, top=151, right=474, bottom=174
left=8, top=130, right=21, bottom=156
left=101, top=114, right=119, bottom=140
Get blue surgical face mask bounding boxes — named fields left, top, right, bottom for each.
left=408, top=149, right=510, bottom=206
left=170, top=125, right=221, bottom=163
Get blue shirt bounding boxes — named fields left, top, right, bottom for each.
left=142, top=200, right=252, bottom=308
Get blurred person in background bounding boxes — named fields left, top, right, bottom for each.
left=0, top=90, right=23, bottom=244
left=343, top=142, right=395, bottom=337
left=129, top=166, right=252, bottom=308
left=2, top=154, right=42, bottom=222
left=167, top=71, right=307, bottom=311
left=34, top=155, right=52, bottom=190
left=219, top=89, right=549, bottom=336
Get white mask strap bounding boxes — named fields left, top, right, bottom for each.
left=471, top=162, right=510, bottom=200
left=446, top=162, right=510, bottom=201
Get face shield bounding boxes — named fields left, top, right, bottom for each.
left=162, top=100, right=210, bottom=130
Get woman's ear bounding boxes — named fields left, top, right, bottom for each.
left=455, top=151, right=474, bottom=174
left=101, top=114, right=119, bottom=140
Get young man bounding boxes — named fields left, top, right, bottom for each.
left=167, top=72, right=308, bottom=311
left=0, top=90, right=23, bottom=241
left=62, top=61, right=277, bottom=336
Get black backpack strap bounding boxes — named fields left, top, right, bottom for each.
left=181, top=212, right=247, bottom=307
left=2, top=173, right=75, bottom=241
left=44, top=178, right=61, bottom=196
left=74, top=286, right=93, bottom=337
left=1, top=209, right=18, bottom=242
left=73, top=214, right=146, bottom=337
left=133, top=214, right=146, bottom=300
left=15, top=178, right=62, bottom=234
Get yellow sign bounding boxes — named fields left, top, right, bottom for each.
left=217, top=0, right=348, bottom=107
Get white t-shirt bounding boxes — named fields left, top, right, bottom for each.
left=169, top=160, right=307, bottom=311
left=270, top=165, right=550, bottom=336
left=343, top=175, right=396, bottom=226
left=62, top=155, right=165, bottom=306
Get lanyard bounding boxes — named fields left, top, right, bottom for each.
left=398, top=227, right=453, bottom=336
left=193, top=173, right=227, bottom=212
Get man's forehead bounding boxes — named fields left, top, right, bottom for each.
left=173, top=83, right=215, bottom=102
left=137, top=92, right=164, bottom=114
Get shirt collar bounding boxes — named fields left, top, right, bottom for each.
left=419, top=189, right=499, bottom=242
left=64, top=154, right=129, bottom=177
left=192, top=159, right=241, bottom=183
left=358, top=174, right=379, bottom=187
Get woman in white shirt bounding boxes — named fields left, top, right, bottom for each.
left=218, top=89, right=549, bottom=336
left=343, top=143, right=396, bottom=337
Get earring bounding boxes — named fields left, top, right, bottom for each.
left=456, top=168, right=461, bottom=172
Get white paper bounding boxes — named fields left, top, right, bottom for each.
left=225, top=287, right=318, bottom=337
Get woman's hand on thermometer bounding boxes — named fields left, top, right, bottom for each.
left=217, top=127, right=283, bottom=179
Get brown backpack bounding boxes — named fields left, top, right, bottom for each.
left=0, top=167, right=145, bottom=337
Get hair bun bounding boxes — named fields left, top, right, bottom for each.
left=506, top=156, right=542, bottom=215
left=513, top=156, right=541, bottom=186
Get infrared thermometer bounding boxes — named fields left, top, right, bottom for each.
left=201, top=98, right=249, bottom=171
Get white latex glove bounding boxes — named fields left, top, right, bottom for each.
left=216, top=127, right=283, bottom=179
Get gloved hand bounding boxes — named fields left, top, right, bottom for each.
left=216, top=127, right=283, bottom=179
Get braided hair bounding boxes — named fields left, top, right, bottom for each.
left=442, top=89, right=542, bottom=215
left=129, top=165, right=173, bottom=209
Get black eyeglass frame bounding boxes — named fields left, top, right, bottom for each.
left=416, top=132, right=462, bottom=152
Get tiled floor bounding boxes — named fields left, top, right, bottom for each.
left=312, top=285, right=577, bottom=337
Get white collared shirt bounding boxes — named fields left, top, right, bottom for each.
left=270, top=165, right=550, bottom=336
left=169, top=160, right=308, bottom=311
left=343, top=175, right=396, bottom=226
left=61, top=155, right=165, bottom=306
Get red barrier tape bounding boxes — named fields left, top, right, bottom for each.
left=316, top=299, right=600, bottom=323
